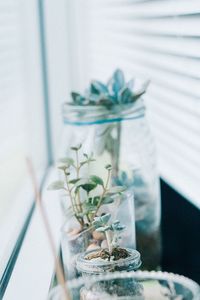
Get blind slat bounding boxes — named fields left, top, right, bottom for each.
left=88, top=0, right=200, bottom=16
left=89, top=40, right=200, bottom=79
left=86, top=16, right=200, bottom=37
left=87, top=31, right=200, bottom=59
left=88, top=1, right=200, bottom=18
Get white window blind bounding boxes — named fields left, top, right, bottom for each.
left=68, top=0, right=200, bottom=208
left=0, top=0, right=48, bottom=275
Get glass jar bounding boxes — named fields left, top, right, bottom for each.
left=48, top=271, right=200, bottom=300
left=63, top=99, right=161, bottom=270
left=61, top=190, right=136, bottom=279
left=61, top=220, right=92, bottom=280
left=76, top=248, right=141, bottom=277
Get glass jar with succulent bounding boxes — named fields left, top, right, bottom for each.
left=62, top=69, right=161, bottom=270
left=76, top=213, right=141, bottom=277
left=48, top=145, right=136, bottom=279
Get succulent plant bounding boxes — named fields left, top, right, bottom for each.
left=70, top=69, right=149, bottom=107
left=113, top=171, right=135, bottom=188
left=92, top=213, right=126, bottom=254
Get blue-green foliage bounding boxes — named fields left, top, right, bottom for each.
left=113, top=171, right=135, bottom=188
left=113, top=170, right=146, bottom=189
left=71, top=69, right=148, bottom=107
left=93, top=214, right=126, bottom=234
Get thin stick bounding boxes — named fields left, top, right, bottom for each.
left=26, top=158, right=71, bottom=300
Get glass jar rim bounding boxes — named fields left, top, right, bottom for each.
left=48, top=271, right=200, bottom=299
left=76, top=248, right=141, bottom=272
left=62, top=99, right=145, bottom=126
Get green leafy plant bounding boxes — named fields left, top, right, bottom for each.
left=48, top=144, right=126, bottom=230
left=92, top=213, right=125, bottom=255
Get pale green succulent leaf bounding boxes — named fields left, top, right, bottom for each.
left=101, top=196, right=114, bottom=204
left=47, top=181, right=65, bottom=190
left=108, top=186, right=126, bottom=194
left=90, top=80, right=108, bottom=95
left=96, top=225, right=110, bottom=232
left=59, top=157, right=74, bottom=166
left=99, top=213, right=111, bottom=224
left=112, top=69, right=125, bottom=94
left=71, top=92, right=86, bottom=105
left=57, top=165, right=67, bottom=171
left=68, top=178, right=81, bottom=184
left=80, top=160, right=88, bottom=167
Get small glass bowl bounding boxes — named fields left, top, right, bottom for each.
left=48, top=270, right=200, bottom=300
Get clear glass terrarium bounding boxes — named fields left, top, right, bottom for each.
left=61, top=190, right=136, bottom=279
left=63, top=98, right=161, bottom=270
left=48, top=271, right=200, bottom=300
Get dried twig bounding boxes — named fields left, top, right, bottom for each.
left=26, top=158, right=71, bottom=300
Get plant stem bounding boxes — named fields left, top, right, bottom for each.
left=92, top=169, right=111, bottom=219
left=65, top=174, right=76, bottom=212
left=105, top=230, right=112, bottom=255
left=75, top=150, right=82, bottom=213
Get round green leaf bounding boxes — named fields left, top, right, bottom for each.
left=71, top=144, right=82, bottom=151
left=90, top=175, right=104, bottom=186
left=105, top=164, right=112, bottom=170
left=81, top=182, right=97, bottom=193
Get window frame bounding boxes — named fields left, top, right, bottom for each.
left=0, top=0, right=71, bottom=297
left=0, top=0, right=53, bottom=294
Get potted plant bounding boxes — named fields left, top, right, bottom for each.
left=48, top=144, right=136, bottom=279
left=63, top=69, right=148, bottom=177
left=76, top=213, right=141, bottom=277
left=63, top=69, right=161, bottom=270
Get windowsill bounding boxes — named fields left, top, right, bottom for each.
left=3, top=168, right=62, bottom=300
left=0, top=168, right=45, bottom=278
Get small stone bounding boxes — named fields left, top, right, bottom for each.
left=86, top=243, right=100, bottom=252
left=68, top=228, right=81, bottom=236
left=92, top=230, right=104, bottom=241
left=101, top=239, right=108, bottom=249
